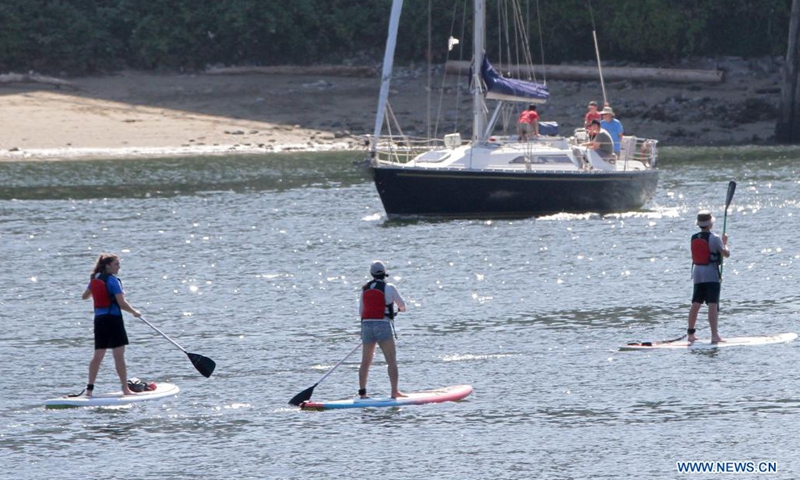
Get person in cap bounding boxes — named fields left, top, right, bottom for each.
left=516, top=104, right=540, bottom=141
left=582, top=119, right=615, bottom=163
left=599, top=105, right=624, bottom=156
left=583, top=100, right=601, bottom=129
left=687, top=210, right=730, bottom=343
left=358, top=260, right=407, bottom=398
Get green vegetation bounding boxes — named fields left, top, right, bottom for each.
left=0, top=0, right=791, bottom=75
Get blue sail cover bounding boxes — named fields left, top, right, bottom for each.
left=481, top=56, right=549, bottom=103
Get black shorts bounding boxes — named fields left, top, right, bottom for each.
left=94, top=314, right=129, bottom=349
left=692, top=282, right=721, bottom=305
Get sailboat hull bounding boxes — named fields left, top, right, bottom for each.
left=371, top=166, right=659, bottom=218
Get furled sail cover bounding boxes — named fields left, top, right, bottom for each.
left=481, top=56, right=549, bottom=103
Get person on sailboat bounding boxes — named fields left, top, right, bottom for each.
left=600, top=106, right=624, bottom=156
left=583, top=101, right=601, bottom=129
left=516, top=104, right=540, bottom=141
left=687, top=211, right=730, bottom=344
left=358, top=260, right=407, bottom=399
left=583, top=120, right=615, bottom=163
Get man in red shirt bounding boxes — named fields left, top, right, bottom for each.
left=516, top=104, right=540, bottom=141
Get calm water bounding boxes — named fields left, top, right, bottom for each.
left=1, top=147, right=798, bottom=479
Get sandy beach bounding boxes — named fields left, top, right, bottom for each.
left=0, top=58, right=785, bottom=161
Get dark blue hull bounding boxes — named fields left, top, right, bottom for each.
left=371, top=167, right=659, bottom=218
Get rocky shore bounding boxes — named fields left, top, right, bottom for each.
left=0, top=56, right=786, bottom=161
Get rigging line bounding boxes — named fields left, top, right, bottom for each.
left=497, top=0, right=505, bottom=69
left=381, top=104, right=394, bottom=161
left=513, top=3, right=527, bottom=77
left=427, top=0, right=432, bottom=140
left=507, top=0, right=519, bottom=77
left=512, top=0, right=525, bottom=78
left=587, top=0, right=608, bottom=105
left=499, top=0, right=506, bottom=71
left=386, top=102, right=405, bottom=139
left=452, top=0, right=468, bottom=134
left=383, top=104, right=393, bottom=140
left=535, top=0, right=545, bottom=84
left=514, top=0, right=532, bottom=80
left=511, top=0, right=533, bottom=80
left=588, top=0, right=597, bottom=32
left=436, top=0, right=467, bottom=139
left=525, top=0, right=531, bottom=58
left=506, top=0, right=518, bottom=77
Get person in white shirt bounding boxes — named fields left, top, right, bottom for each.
left=358, top=260, right=407, bottom=398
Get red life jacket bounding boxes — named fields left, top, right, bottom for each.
left=89, top=273, right=117, bottom=309
left=691, top=231, right=719, bottom=265
left=361, top=280, right=394, bottom=320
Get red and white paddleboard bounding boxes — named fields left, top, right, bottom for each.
left=300, top=384, right=473, bottom=410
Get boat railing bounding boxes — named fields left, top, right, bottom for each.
left=571, top=129, right=658, bottom=169
left=369, top=135, right=448, bottom=164
left=620, top=136, right=658, bottom=168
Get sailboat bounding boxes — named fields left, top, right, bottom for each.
left=366, top=0, right=659, bottom=219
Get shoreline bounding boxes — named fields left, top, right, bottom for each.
left=0, top=59, right=785, bottom=162
left=0, top=142, right=359, bottom=162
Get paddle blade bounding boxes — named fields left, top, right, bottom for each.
left=187, top=352, right=216, bottom=378
left=288, top=384, right=317, bottom=406
left=725, top=181, right=737, bottom=209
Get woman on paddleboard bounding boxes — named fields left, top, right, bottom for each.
left=359, top=260, right=407, bottom=399
left=81, top=253, right=142, bottom=396
left=687, top=211, right=730, bottom=344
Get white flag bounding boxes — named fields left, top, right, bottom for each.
left=448, top=36, right=460, bottom=51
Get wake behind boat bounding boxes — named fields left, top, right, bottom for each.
left=365, top=0, right=658, bottom=219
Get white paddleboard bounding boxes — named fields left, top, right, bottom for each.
left=620, top=332, right=797, bottom=351
left=45, top=382, right=180, bottom=409
left=300, top=384, right=473, bottom=410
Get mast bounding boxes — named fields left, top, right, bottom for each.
left=371, top=0, right=404, bottom=156
left=472, top=0, right=487, bottom=142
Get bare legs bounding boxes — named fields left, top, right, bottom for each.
left=687, top=302, right=701, bottom=343
left=359, top=339, right=406, bottom=399
left=687, top=302, right=723, bottom=344
left=707, top=303, right=723, bottom=343
left=87, top=349, right=105, bottom=396
left=88, top=345, right=134, bottom=396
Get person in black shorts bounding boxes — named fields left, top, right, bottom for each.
left=81, top=254, right=142, bottom=396
left=687, top=211, right=730, bottom=343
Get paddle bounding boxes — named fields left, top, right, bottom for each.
left=139, top=316, right=216, bottom=378
left=289, top=342, right=362, bottom=406
left=719, top=180, right=737, bottom=281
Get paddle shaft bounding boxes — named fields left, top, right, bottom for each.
left=719, top=181, right=736, bottom=280
left=314, top=342, right=362, bottom=387
left=139, top=316, right=189, bottom=354
left=136, top=316, right=215, bottom=377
